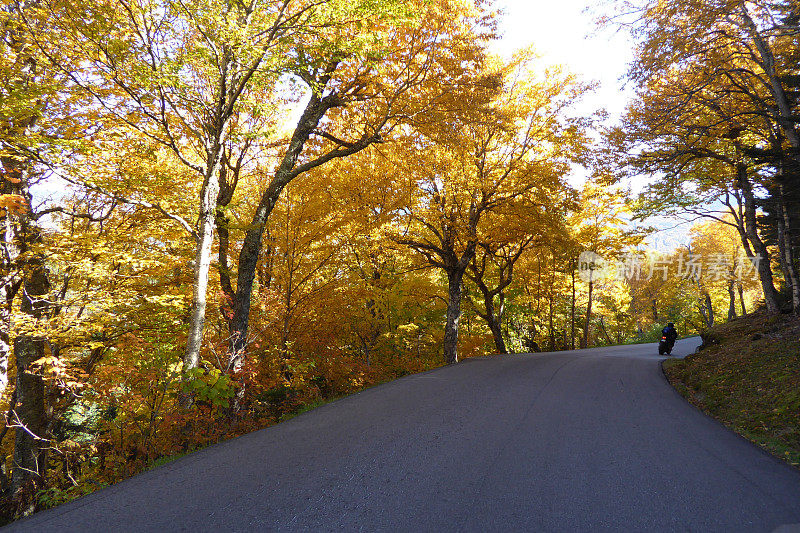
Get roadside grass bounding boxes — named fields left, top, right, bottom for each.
left=148, top=451, right=191, bottom=470
left=275, top=366, right=441, bottom=423
left=278, top=398, right=339, bottom=422
left=663, top=311, right=800, bottom=469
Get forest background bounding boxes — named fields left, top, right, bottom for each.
left=0, top=0, right=798, bottom=521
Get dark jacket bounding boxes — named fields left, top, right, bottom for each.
left=662, top=325, right=678, bottom=343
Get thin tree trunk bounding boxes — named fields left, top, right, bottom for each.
left=215, top=166, right=238, bottom=321
left=779, top=183, right=800, bottom=313
left=536, top=257, right=542, bottom=315
left=548, top=291, right=555, bottom=351
left=0, top=169, right=21, bottom=395
left=482, top=291, right=507, bottom=354
left=361, top=291, right=381, bottom=366
left=704, top=292, right=715, bottom=328
left=598, top=316, right=612, bottom=345
left=738, top=283, right=747, bottom=315
left=777, top=200, right=793, bottom=298
left=738, top=165, right=781, bottom=313
left=443, top=269, right=465, bottom=364
left=727, top=280, right=737, bottom=321
left=228, top=80, right=357, bottom=370
left=282, top=278, right=292, bottom=353
left=0, top=175, right=19, bottom=394
left=0, top=307, right=9, bottom=395
left=183, top=154, right=223, bottom=373
left=361, top=339, right=371, bottom=367
left=470, top=265, right=508, bottom=354
left=698, top=298, right=709, bottom=329
left=502, top=296, right=509, bottom=342
left=549, top=252, right=556, bottom=350
left=11, top=261, right=50, bottom=515
left=570, top=266, right=576, bottom=350
left=216, top=209, right=235, bottom=313
left=582, top=278, right=593, bottom=349
left=501, top=295, right=509, bottom=343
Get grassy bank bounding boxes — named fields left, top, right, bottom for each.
left=663, top=312, right=800, bottom=468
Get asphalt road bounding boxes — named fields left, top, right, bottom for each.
left=8, top=338, right=800, bottom=532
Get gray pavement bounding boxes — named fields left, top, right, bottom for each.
left=7, top=338, right=800, bottom=532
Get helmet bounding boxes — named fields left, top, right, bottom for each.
left=667, top=322, right=674, bottom=328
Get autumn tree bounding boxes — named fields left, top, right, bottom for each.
left=220, top=0, right=463, bottom=371
left=690, top=216, right=762, bottom=319
left=614, top=71, right=785, bottom=313
left=572, top=179, right=637, bottom=348
left=466, top=197, right=574, bottom=354
left=326, top=151, right=411, bottom=365
left=467, top=239, right=532, bottom=354
left=625, top=249, right=707, bottom=336
left=394, top=54, right=589, bottom=363
left=607, top=0, right=800, bottom=313
left=25, top=0, right=420, bottom=378
left=0, top=0, right=87, bottom=513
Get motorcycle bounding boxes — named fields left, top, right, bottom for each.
left=658, top=336, right=674, bottom=356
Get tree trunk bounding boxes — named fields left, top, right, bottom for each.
left=500, top=293, right=511, bottom=353
left=11, top=263, right=50, bottom=516
left=548, top=291, right=555, bottom=351
left=502, top=296, right=509, bottom=342
left=0, top=30, right=52, bottom=504
left=470, top=266, right=508, bottom=355
left=738, top=283, right=747, bottom=315
left=491, top=308, right=508, bottom=354
left=360, top=292, right=381, bottom=365
left=443, top=269, right=465, bottom=364
left=570, top=266, right=576, bottom=350
left=0, top=307, right=9, bottom=395
left=484, top=293, right=507, bottom=354
left=0, top=9, right=40, bottom=394
left=215, top=167, right=238, bottom=321
left=183, top=154, right=223, bottom=373
left=11, top=340, right=47, bottom=516
left=0, top=173, right=18, bottom=393
left=779, top=183, right=800, bottom=313
left=536, top=259, right=542, bottom=315
left=598, top=316, right=612, bottom=345
left=360, top=338, right=371, bottom=367
left=698, top=298, right=709, bottom=329
left=777, top=200, right=794, bottom=298
left=727, top=280, right=737, bottom=321
left=582, top=278, right=593, bottom=349
left=0, top=172, right=21, bottom=395
left=228, top=87, right=348, bottom=371
left=738, top=165, right=781, bottom=313
left=703, top=292, right=714, bottom=328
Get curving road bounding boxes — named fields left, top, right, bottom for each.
left=7, top=338, right=800, bottom=532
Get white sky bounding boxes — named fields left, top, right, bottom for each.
left=490, top=0, right=635, bottom=121
left=491, top=1, right=691, bottom=250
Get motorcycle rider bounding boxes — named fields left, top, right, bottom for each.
left=662, top=322, right=678, bottom=352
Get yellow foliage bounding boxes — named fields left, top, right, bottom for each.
left=0, top=194, right=27, bottom=214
